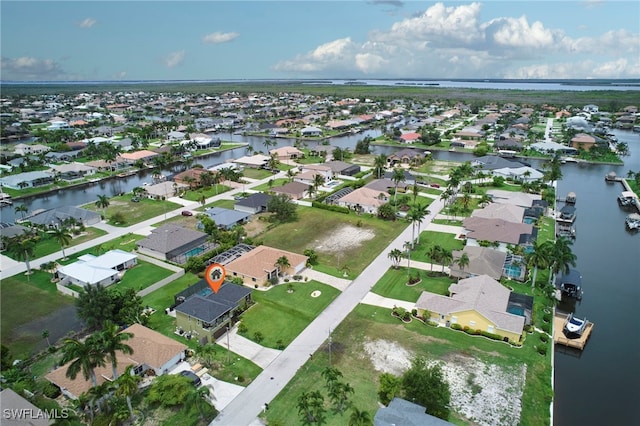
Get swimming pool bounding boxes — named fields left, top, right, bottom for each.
left=185, top=247, right=205, bottom=258
left=504, top=264, right=522, bottom=278
left=523, top=217, right=535, bottom=224
left=508, top=306, right=525, bottom=316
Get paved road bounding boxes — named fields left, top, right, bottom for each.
left=211, top=197, right=446, bottom=425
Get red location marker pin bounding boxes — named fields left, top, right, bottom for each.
left=205, top=263, right=226, bottom=293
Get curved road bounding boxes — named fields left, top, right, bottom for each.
left=211, top=197, right=446, bottom=425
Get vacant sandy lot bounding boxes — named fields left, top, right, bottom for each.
left=312, top=224, right=375, bottom=254
left=363, top=338, right=526, bottom=426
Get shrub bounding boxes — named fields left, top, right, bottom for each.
left=540, top=333, right=549, bottom=343
left=253, top=331, right=264, bottom=343
left=41, top=381, right=61, bottom=399
left=237, top=323, right=248, bottom=333
left=536, top=345, right=547, bottom=356
left=450, top=323, right=462, bottom=331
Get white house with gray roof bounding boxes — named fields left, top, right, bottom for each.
left=57, top=249, right=137, bottom=288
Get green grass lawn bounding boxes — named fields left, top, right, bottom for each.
left=83, top=195, right=181, bottom=226
left=252, top=178, right=289, bottom=191
left=238, top=281, right=340, bottom=348
left=0, top=270, right=74, bottom=357
left=182, top=185, right=231, bottom=201
left=258, top=206, right=406, bottom=276
left=115, top=260, right=175, bottom=293
left=264, top=303, right=552, bottom=426
left=199, top=199, right=236, bottom=211
left=411, top=231, right=465, bottom=264
left=371, top=267, right=455, bottom=302
left=30, top=227, right=108, bottom=259
left=242, top=168, right=274, bottom=180
left=57, top=233, right=145, bottom=265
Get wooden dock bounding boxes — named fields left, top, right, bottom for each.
left=553, top=312, right=594, bottom=350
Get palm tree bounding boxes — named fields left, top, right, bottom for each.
left=42, top=329, right=51, bottom=347
left=403, top=241, right=412, bottom=279
left=275, top=255, right=291, bottom=276
left=49, top=226, right=72, bottom=259
left=388, top=248, right=403, bottom=269
left=312, top=173, right=325, bottom=199
left=548, top=237, right=577, bottom=286
left=391, top=168, right=406, bottom=206
left=456, top=252, right=470, bottom=281
left=440, top=248, right=453, bottom=273
left=426, top=245, right=442, bottom=273
left=526, top=240, right=552, bottom=288
left=74, top=392, right=95, bottom=424
left=373, top=154, right=387, bottom=179
left=409, top=203, right=430, bottom=246
left=5, top=232, right=36, bottom=275
left=95, top=194, right=110, bottom=219
left=14, top=204, right=28, bottom=220
left=349, top=407, right=373, bottom=426
left=184, top=385, right=212, bottom=421
left=115, top=365, right=141, bottom=421
left=263, top=138, right=276, bottom=152
left=60, top=335, right=106, bottom=388
left=411, top=183, right=420, bottom=205
left=97, top=320, right=133, bottom=380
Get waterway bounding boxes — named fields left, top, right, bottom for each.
left=1, top=126, right=639, bottom=424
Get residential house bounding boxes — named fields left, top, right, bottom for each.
left=271, top=181, right=310, bottom=200
left=49, top=163, right=97, bottom=181
left=57, top=249, right=137, bottom=288
left=491, top=166, right=544, bottom=183
left=337, top=186, right=389, bottom=214
left=119, top=149, right=159, bottom=165
left=486, top=190, right=541, bottom=208
left=462, top=217, right=535, bottom=252
left=0, top=388, right=52, bottom=426
left=173, top=168, right=211, bottom=188
left=530, top=141, right=578, bottom=155
left=13, top=143, right=51, bottom=156
left=234, top=193, right=272, bottom=214
left=198, top=207, right=250, bottom=230
left=270, top=146, right=304, bottom=160
left=399, top=132, right=421, bottom=144
left=449, top=246, right=507, bottom=281
left=27, top=206, right=101, bottom=228
left=298, top=164, right=333, bottom=180
left=570, top=133, right=599, bottom=151
left=225, top=245, right=308, bottom=286
left=233, top=154, right=270, bottom=169
left=144, top=181, right=187, bottom=199
left=0, top=224, right=30, bottom=250
left=374, top=397, right=454, bottom=426
left=386, top=148, right=428, bottom=166
left=136, top=224, right=213, bottom=264
left=367, top=178, right=409, bottom=192
left=415, top=275, right=527, bottom=342
left=46, top=324, right=187, bottom=399
left=471, top=203, right=525, bottom=224
left=0, top=171, right=55, bottom=190
left=174, top=281, right=253, bottom=343
left=300, top=126, right=322, bottom=136
left=324, top=160, right=361, bottom=176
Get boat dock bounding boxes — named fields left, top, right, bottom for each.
left=553, top=312, right=594, bottom=350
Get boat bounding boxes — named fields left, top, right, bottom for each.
left=557, top=224, right=577, bottom=239
left=563, top=312, right=588, bottom=339
left=625, top=213, right=640, bottom=231
left=557, top=204, right=577, bottom=224
left=557, top=269, right=583, bottom=300
left=617, top=191, right=639, bottom=207
left=0, top=192, right=12, bottom=206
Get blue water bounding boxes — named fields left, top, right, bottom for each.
left=523, top=217, right=535, bottom=224
left=199, top=288, right=212, bottom=297
left=185, top=247, right=205, bottom=258
left=504, top=265, right=522, bottom=278
left=508, top=306, right=525, bottom=316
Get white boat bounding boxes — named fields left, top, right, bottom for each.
left=563, top=313, right=587, bottom=339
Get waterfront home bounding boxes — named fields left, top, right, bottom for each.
left=233, top=154, right=270, bottom=169
left=0, top=224, right=30, bottom=250
left=386, top=148, right=428, bottom=166
left=136, top=224, right=214, bottom=264
left=0, top=388, right=52, bottom=426
left=270, top=145, right=304, bottom=160
left=471, top=203, right=525, bottom=224
left=491, top=166, right=544, bottom=183
left=374, top=397, right=454, bottom=426
left=57, top=249, right=137, bottom=288
left=26, top=206, right=101, bottom=228
left=174, top=281, right=253, bottom=343
left=224, top=245, right=308, bottom=286
left=462, top=216, right=535, bottom=252
left=46, top=324, right=187, bottom=399
left=120, top=149, right=159, bottom=165
left=449, top=246, right=507, bottom=281
left=530, top=140, right=578, bottom=155
left=300, top=126, right=322, bottom=137
left=486, top=189, right=541, bottom=208
left=49, top=162, right=97, bottom=181
left=0, top=170, right=55, bottom=190
left=399, top=132, right=421, bottom=144
left=13, top=143, right=50, bottom=156
left=143, top=180, right=187, bottom=199
left=415, top=275, right=527, bottom=342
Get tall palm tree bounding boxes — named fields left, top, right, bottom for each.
left=373, top=154, right=387, bottom=179
left=49, top=226, right=72, bottom=259
left=526, top=240, right=552, bottom=288
left=426, top=245, right=442, bottom=273
left=60, top=335, right=106, bottom=388
left=263, top=138, right=276, bottom=152
left=97, top=320, right=133, bottom=380
left=456, top=252, right=470, bottom=281
left=409, top=203, right=430, bottom=245
left=95, top=194, right=110, bottom=219
left=275, top=255, right=290, bottom=276
left=391, top=168, right=406, bottom=206
left=349, top=407, right=373, bottom=426
left=411, top=183, right=420, bottom=205
left=440, top=248, right=453, bottom=273
left=548, top=237, right=577, bottom=286
left=5, top=232, right=36, bottom=275
left=312, top=173, right=325, bottom=199
left=115, top=365, right=141, bottom=421
left=14, top=204, right=28, bottom=220
left=403, top=241, right=412, bottom=279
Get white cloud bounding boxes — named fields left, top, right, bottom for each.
left=115, top=71, right=127, bottom=79
left=274, top=2, right=639, bottom=78
left=202, top=31, right=239, bottom=44
left=0, top=56, right=67, bottom=80
left=163, top=51, right=185, bottom=68
left=78, top=18, right=97, bottom=29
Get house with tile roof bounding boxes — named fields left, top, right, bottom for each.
left=174, top=282, right=253, bottom=343
left=270, top=145, right=304, bottom=160
left=271, top=181, right=310, bottom=200
left=462, top=217, right=535, bottom=252
left=471, top=203, right=525, bottom=224
left=225, top=245, right=308, bottom=287
left=449, top=246, right=507, bottom=281
left=45, top=324, right=187, bottom=399
left=337, top=186, right=389, bottom=214
left=27, top=206, right=101, bottom=228
left=0, top=171, right=55, bottom=190
left=415, top=275, right=526, bottom=342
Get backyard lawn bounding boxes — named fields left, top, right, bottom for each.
left=371, top=267, right=455, bottom=302
left=115, top=260, right=175, bottom=293
left=30, top=227, right=109, bottom=259
left=258, top=206, right=407, bottom=277
left=263, top=303, right=552, bottom=426
left=181, top=184, right=231, bottom=201
left=83, top=194, right=181, bottom=226
left=411, top=230, right=466, bottom=265
left=238, top=281, right=340, bottom=349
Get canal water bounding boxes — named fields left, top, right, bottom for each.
left=1, top=127, right=639, bottom=424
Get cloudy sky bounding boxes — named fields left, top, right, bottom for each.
left=1, top=1, right=639, bottom=81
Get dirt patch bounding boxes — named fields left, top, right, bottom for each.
left=362, top=339, right=526, bottom=426
left=244, top=214, right=271, bottom=238
left=313, top=224, right=375, bottom=254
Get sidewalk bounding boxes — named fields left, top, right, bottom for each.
left=215, top=325, right=281, bottom=369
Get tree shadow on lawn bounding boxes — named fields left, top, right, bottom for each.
left=12, top=305, right=84, bottom=356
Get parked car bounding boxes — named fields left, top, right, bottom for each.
left=179, top=370, right=202, bottom=387
left=181, top=210, right=193, bottom=216
left=430, top=183, right=441, bottom=188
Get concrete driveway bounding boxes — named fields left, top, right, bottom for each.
left=216, top=325, right=281, bottom=369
